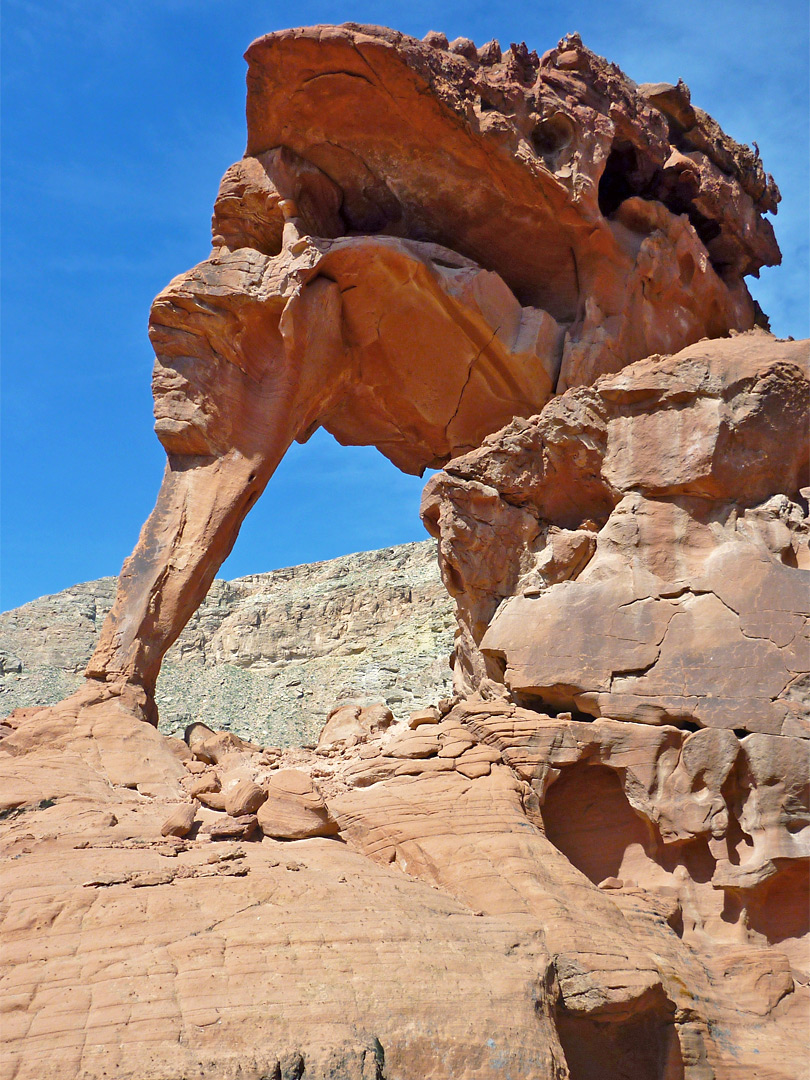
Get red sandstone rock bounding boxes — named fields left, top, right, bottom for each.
left=160, top=801, right=198, bottom=838
left=4, top=22, right=805, bottom=1080
left=59, top=24, right=776, bottom=724
left=190, top=730, right=260, bottom=765
left=316, top=702, right=394, bottom=749
left=257, top=769, right=338, bottom=840
left=383, top=729, right=441, bottom=759
left=3, top=634, right=807, bottom=1075
left=224, top=779, right=266, bottom=818
left=182, top=771, right=220, bottom=797
left=204, top=813, right=261, bottom=841
left=422, top=332, right=809, bottom=737
left=407, top=706, right=441, bottom=728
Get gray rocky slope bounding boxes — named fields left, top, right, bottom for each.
left=0, top=540, right=455, bottom=746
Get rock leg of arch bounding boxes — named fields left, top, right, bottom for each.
left=84, top=253, right=350, bottom=718
left=85, top=452, right=276, bottom=709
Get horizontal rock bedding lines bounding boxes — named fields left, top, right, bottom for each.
left=3, top=22, right=807, bottom=1080
left=2, top=674, right=806, bottom=1077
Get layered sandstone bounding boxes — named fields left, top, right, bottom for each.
left=2, top=637, right=807, bottom=1078
left=3, top=22, right=805, bottom=1080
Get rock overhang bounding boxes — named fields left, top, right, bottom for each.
left=242, top=23, right=780, bottom=315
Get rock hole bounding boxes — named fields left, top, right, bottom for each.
left=675, top=719, right=701, bottom=733
left=442, top=562, right=465, bottom=597
left=512, top=695, right=595, bottom=723
left=555, top=1005, right=682, bottom=1080
left=781, top=546, right=799, bottom=568
left=599, top=142, right=725, bottom=270
left=659, top=837, right=716, bottom=885
left=677, top=251, right=695, bottom=286
left=484, top=651, right=507, bottom=683
left=542, top=762, right=653, bottom=883
left=744, top=861, right=810, bottom=945
left=720, top=889, right=744, bottom=927
left=668, top=905, right=685, bottom=939
left=598, top=143, right=645, bottom=217
left=651, top=169, right=723, bottom=251
left=721, top=800, right=754, bottom=865
left=531, top=114, right=574, bottom=166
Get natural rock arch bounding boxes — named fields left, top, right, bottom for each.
left=80, top=25, right=779, bottom=723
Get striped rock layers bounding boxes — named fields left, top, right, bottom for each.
left=3, top=23, right=806, bottom=1080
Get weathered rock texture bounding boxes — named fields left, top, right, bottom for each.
left=422, top=331, right=809, bottom=741
left=0, top=710, right=567, bottom=1079
left=69, top=23, right=778, bottom=721
left=4, top=22, right=806, bottom=1080
left=2, top=665, right=807, bottom=1078
left=0, top=542, right=454, bottom=746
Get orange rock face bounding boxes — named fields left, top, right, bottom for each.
left=3, top=23, right=806, bottom=1080
left=79, top=24, right=779, bottom=714
left=3, top=664, right=807, bottom=1077
left=422, top=332, right=809, bottom=739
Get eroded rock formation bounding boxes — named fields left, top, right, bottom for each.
left=78, top=23, right=779, bottom=717
left=422, top=332, right=809, bottom=737
left=2, top=650, right=807, bottom=1077
left=2, top=22, right=806, bottom=1080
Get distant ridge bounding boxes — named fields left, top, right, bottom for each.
left=0, top=540, right=454, bottom=746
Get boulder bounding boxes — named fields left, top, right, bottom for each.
left=422, top=333, right=810, bottom=736
left=160, top=801, right=198, bottom=838
left=205, top=813, right=261, bottom=841
left=317, top=702, right=394, bottom=749
left=224, top=780, right=266, bottom=818
left=257, top=769, right=338, bottom=840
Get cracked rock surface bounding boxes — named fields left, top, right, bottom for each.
left=423, top=331, right=809, bottom=738
left=2, top=23, right=807, bottom=1080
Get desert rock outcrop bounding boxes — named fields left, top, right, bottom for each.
left=3, top=649, right=807, bottom=1077
left=422, top=331, right=809, bottom=739
left=74, top=24, right=779, bottom=719
left=3, top=22, right=806, bottom=1080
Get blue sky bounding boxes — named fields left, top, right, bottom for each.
left=2, top=0, right=808, bottom=611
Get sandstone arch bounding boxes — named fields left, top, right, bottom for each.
left=80, top=25, right=780, bottom=722
left=5, top=28, right=808, bottom=1080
